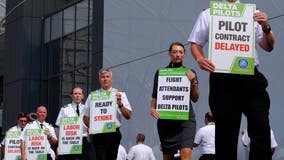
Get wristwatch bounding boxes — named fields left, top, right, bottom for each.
left=262, top=24, right=271, bottom=33
left=191, top=78, right=198, bottom=85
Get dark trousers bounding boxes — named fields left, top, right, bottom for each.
left=199, top=154, right=215, bottom=160
left=92, top=128, right=121, bottom=160
left=209, top=68, right=271, bottom=160
left=47, top=154, right=52, bottom=160
left=59, top=137, right=90, bottom=160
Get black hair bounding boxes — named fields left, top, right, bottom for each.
left=17, top=112, right=28, bottom=120
left=205, top=112, right=214, bottom=122
left=136, top=133, right=145, bottom=142
left=168, top=42, right=185, bottom=52
left=71, top=86, right=84, bottom=95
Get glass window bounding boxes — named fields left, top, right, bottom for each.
left=63, top=6, right=75, bottom=36
left=88, top=26, right=92, bottom=92
left=43, top=0, right=93, bottom=107
left=62, top=34, right=75, bottom=73
left=44, top=17, right=51, bottom=43
left=51, top=12, right=63, bottom=40
left=43, top=40, right=61, bottom=121
left=76, top=0, right=89, bottom=30
left=89, top=0, right=93, bottom=24
left=75, top=28, right=89, bottom=92
left=62, top=33, right=75, bottom=103
left=0, top=76, right=3, bottom=108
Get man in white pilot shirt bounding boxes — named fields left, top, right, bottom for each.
left=83, top=68, right=132, bottom=160
left=55, top=87, right=90, bottom=160
left=20, top=106, right=58, bottom=160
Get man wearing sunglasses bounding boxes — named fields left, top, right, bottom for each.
left=0, top=112, right=28, bottom=159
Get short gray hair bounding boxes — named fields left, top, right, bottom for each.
left=98, top=68, right=112, bottom=77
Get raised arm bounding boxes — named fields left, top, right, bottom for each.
left=254, top=11, right=275, bottom=52
left=191, top=42, right=215, bottom=72
left=83, top=115, right=90, bottom=128
left=20, top=140, right=27, bottom=160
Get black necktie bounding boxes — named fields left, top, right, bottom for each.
left=76, top=105, right=80, bottom=116
left=21, top=128, right=23, bottom=132
left=40, top=123, right=43, bottom=129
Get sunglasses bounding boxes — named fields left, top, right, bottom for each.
left=19, top=120, right=27, bottom=123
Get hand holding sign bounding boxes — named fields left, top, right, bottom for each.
left=44, top=128, right=51, bottom=138
left=186, top=70, right=197, bottom=81
left=198, top=58, right=215, bottom=72
left=151, top=106, right=160, bottom=119
left=116, top=91, right=123, bottom=106
left=253, top=11, right=268, bottom=25
left=191, top=43, right=215, bottom=72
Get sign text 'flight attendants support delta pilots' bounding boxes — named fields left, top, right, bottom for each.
left=157, top=68, right=191, bottom=120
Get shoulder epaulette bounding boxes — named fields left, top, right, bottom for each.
left=203, top=7, right=210, bottom=11
left=8, top=127, right=14, bottom=131
left=63, top=105, right=68, bottom=108
left=90, top=90, right=99, bottom=94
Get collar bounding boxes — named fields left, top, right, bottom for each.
left=36, top=119, right=45, bottom=124
left=17, top=125, right=23, bottom=131
left=223, top=0, right=240, bottom=3
left=72, top=101, right=82, bottom=107
left=207, top=122, right=215, bottom=125
left=167, top=61, right=183, bottom=68
left=100, top=87, right=114, bottom=92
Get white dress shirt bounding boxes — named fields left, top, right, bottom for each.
left=188, top=4, right=265, bottom=66
left=20, top=120, right=57, bottom=160
left=55, top=102, right=88, bottom=137
left=84, top=88, right=132, bottom=128
left=127, top=143, right=156, bottom=160
left=194, top=123, right=215, bottom=154
left=242, top=129, right=278, bottom=149
left=1, top=125, right=23, bottom=146
left=117, top=144, right=127, bottom=160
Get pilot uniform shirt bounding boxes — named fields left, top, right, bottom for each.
left=194, top=123, right=215, bottom=154
left=117, top=144, right=127, bottom=160
left=1, top=125, right=24, bottom=146
left=242, top=129, right=278, bottom=150
left=188, top=3, right=266, bottom=66
left=127, top=143, right=156, bottom=160
left=20, top=120, right=57, bottom=158
left=55, top=102, right=88, bottom=137
left=84, top=87, right=132, bottom=128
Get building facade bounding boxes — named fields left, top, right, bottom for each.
left=1, top=1, right=284, bottom=159
left=1, top=0, right=103, bottom=131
